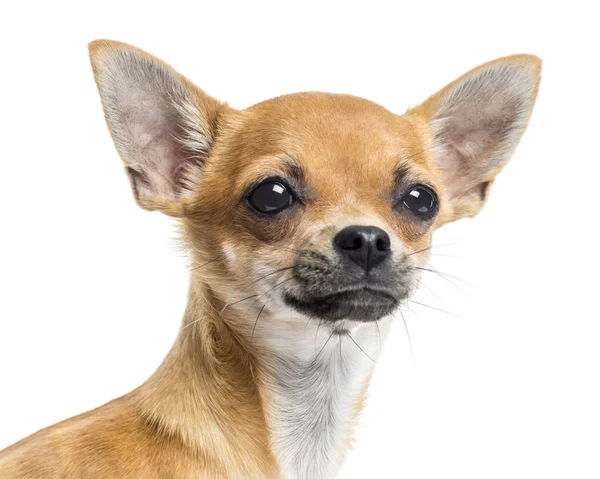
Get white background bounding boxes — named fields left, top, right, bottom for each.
left=1, top=1, right=599, bottom=478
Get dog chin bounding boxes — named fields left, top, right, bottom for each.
left=284, top=288, right=400, bottom=322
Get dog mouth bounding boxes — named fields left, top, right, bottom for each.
left=284, top=287, right=399, bottom=322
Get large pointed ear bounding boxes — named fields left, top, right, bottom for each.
left=89, top=40, right=224, bottom=216
left=409, top=55, right=541, bottom=220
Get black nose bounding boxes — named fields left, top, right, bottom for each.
left=333, top=225, right=392, bottom=273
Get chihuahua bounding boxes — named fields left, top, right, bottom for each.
left=0, top=40, right=540, bottom=478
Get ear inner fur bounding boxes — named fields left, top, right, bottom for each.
left=88, top=39, right=224, bottom=215
left=409, top=54, right=541, bottom=220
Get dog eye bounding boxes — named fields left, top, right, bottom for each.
left=399, top=185, right=438, bottom=218
left=248, top=180, right=294, bottom=214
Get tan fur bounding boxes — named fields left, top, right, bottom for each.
left=0, top=41, right=541, bottom=478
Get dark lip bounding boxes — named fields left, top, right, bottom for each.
left=310, top=287, right=397, bottom=303
left=284, top=287, right=399, bottom=322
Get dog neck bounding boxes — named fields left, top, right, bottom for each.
left=135, top=277, right=391, bottom=478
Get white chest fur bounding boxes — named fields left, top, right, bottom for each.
left=260, top=317, right=392, bottom=479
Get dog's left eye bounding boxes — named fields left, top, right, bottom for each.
left=248, top=180, right=294, bottom=214
left=398, top=185, right=438, bottom=219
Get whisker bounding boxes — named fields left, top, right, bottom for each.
left=220, top=293, right=258, bottom=313
left=314, top=319, right=323, bottom=353
left=190, top=258, right=220, bottom=272
left=346, top=333, right=376, bottom=364
left=416, top=278, right=447, bottom=306
left=303, top=315, right=312, bottom=330
left=251, top=302, right=268, bottom=342
left=181, top=317, right=202, bottom=332
left=430, top=264, right=472, bottom=287
left=393, top=310, right=415, bottom=367
left=408, top=299, right=459, bottom=317
left=249, top=265, right=297, bottom=286
left=222, top=276, right=296, bottom=314
left=255, top=277, right=296, bottom=302
left=414, top=266, right=471, bottom=288
left=406, top=240, right=464, bottom=257
left=271, top=245, right=305, bottom=255
left=374, top=321, right=382, bottom=357
left=310, top=332, right=335, bottom=366
left=418, top=267, right=462, bottom=291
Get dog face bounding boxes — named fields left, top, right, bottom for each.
left=90, top=41, right=540, bottom=334
left=187, top=95, right=437, bottom=327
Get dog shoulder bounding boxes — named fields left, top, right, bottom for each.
left=0, top=396, right=202, bottom=478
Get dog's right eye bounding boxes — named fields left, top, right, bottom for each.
left=247, top=180, right=294, bottom=215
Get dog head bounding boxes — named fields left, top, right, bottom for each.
left=89, top=41, right=540, bottom=336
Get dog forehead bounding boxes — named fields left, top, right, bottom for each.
left=226, top=92, right=430, bottom=191
left=245, top=92, right=413, bottom=152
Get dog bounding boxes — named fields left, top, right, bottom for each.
left=0, top=40, right=541, bottom=478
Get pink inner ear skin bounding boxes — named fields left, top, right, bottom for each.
left=90, top=42, right=221, bottom=211
left=417, top=59, right=540, bottom=217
